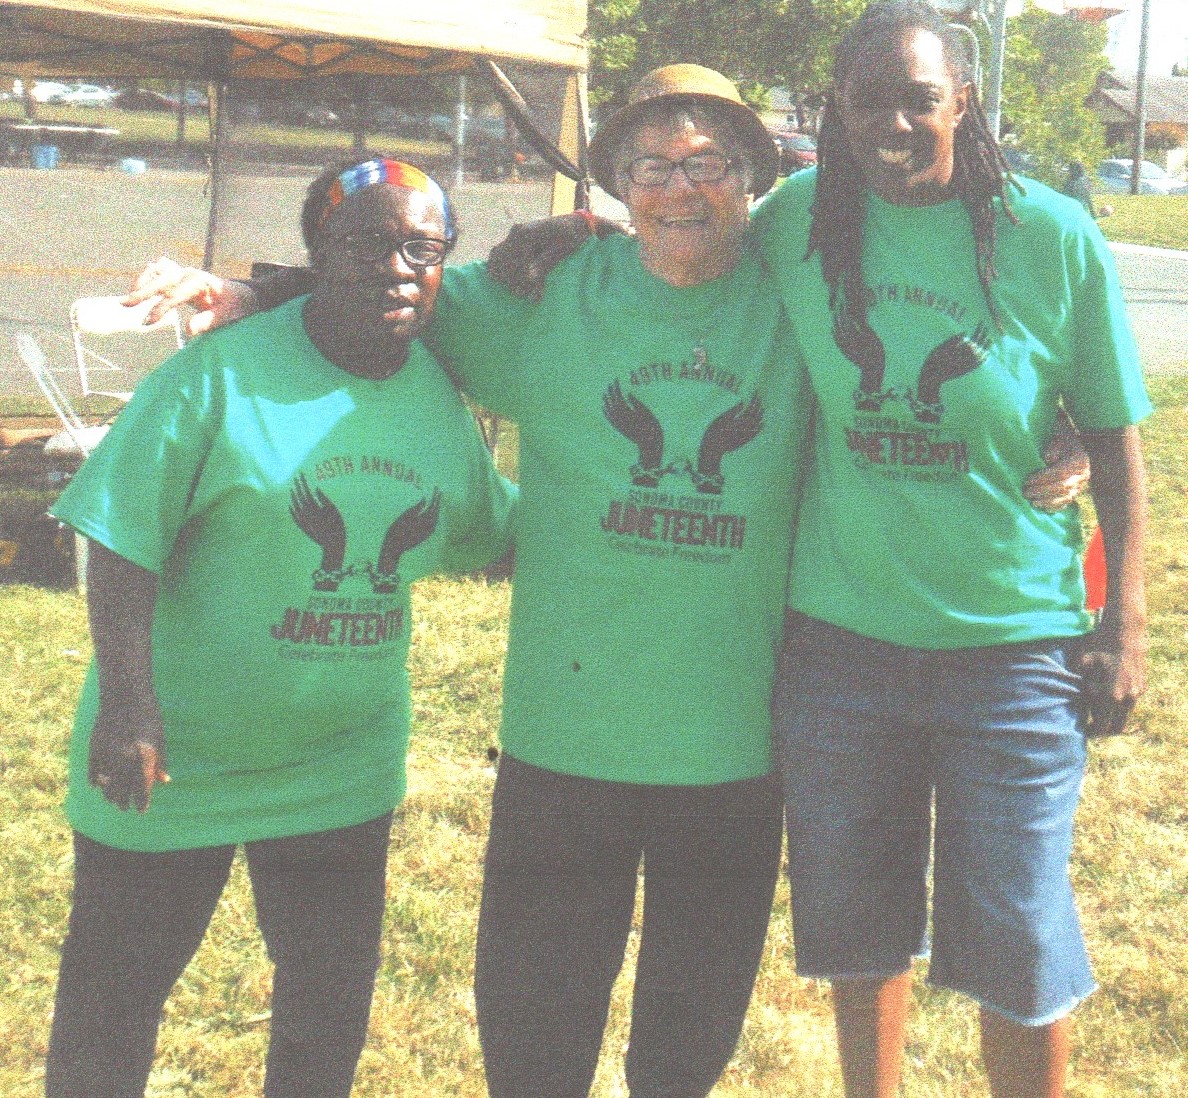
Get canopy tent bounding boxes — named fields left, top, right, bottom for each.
left=0, top=0, right=590, bottom=276
left=0, top=0, right=586, bottom=77
left=0, top=0, right=589, bottom=422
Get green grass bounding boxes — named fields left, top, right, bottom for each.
left=1, top=376, right=1186, bottom=1096
left=1096, top=194, right=1188, bottom=251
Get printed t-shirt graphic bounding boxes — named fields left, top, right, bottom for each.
left=429, top=234, right=809, bottom=785
left=52, top=297, right=515, bottom=851
left=597, top=352, right=764, bottom=562
left=752, top=169, right=1152, bottom=649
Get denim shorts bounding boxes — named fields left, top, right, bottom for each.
left=771, top=613, right=1096, bottom=1026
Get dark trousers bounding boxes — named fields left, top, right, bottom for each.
left=45, top=813, right=393, bottom=1098
left=475, top=756, right=783, bottom=1098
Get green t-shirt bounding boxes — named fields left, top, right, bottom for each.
left=752, top=170, right=1152, bottom=647
left=429, top=235, right=809, bottom=784
left=52, top=298, right=516, bottom=851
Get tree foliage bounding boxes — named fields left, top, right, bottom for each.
left=587, top=0, right=864, bottom=112
left=588, top=0, right=1112, bottom=186
left=997, top=3, right=1110, bottom=187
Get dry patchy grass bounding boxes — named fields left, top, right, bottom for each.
left=1, top=376, right=1186, bottom=1095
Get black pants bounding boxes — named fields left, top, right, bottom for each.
left=45, top=813, right=393, bottom=1098
left=475, top=757, right=783, bottom=1098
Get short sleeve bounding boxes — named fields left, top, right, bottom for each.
left=50, top=346, right=219, bottom=574
left=436, top=414, right=518, bottom=576
left=1059, top=219, right=1153, bottom=431
left=750, top=170, right=815, bottom=275
left=423, top=261, right=536, bottom=418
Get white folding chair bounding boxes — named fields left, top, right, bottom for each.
left=14, top=332, right=110, bottom=588
left=70, top=294, right=184, bottom=403
left=14, top=332, right=110, bottom=458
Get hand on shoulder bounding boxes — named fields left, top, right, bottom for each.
left=124, top=257, right=259, bottom=335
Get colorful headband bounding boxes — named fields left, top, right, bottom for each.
left=315, top=158, right=455, bottom=239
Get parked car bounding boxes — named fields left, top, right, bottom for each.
left=29, top=80, right=72, bottom=103
left=302, top=105, right=340, bottom=127
left=1096, top=158, right=1188, bottom=196
left=110, top=86, right=206, bottom=112
left=1001, top=145, right=1038, bottom=175
left=168, top=87, right=210, bottom=109
left=58, top=84, right=116, bottom=108
left=367, top=104, right=413, bottom=132
left=769, top=129, right=817, bottom=175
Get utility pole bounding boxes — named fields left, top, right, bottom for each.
left=983, top=0, right=1011, bottom=140
left=1130, top=0, right=1151, bottom=195
left=453, top=74, right=468, bottom=191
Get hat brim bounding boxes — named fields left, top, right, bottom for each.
left=589, top=93, right=779, bottom=202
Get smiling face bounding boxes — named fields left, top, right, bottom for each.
left=618, top=114, right=750, bottom=287
left=308, top=184, right=448, bottom=371
left=835, top=25, right=969, bottom=207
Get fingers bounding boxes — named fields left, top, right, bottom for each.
left=90, top=741, right=169, bottom=812
left=89, top=748, right=140, bottom=811
left=135, top=741, right=170, bottom=813
left=187, top=310, right=218, bottom=337
left=1022, top=466, right=1090, bottom=512
left=124, top=260, right=233, bottom=329
left=1022, top=477, right=1079, bottom=511
left=123, top=256, right=185, bottom=303
left=591, top=215, right=629, bottom=239
left=1084, top=693, right=1135, bottom=738
left=148, top=269, right=228, bottom=326
left=1078, top=648, right=1143, bottom=737
left=1039, top=442, right=1090, bottom=480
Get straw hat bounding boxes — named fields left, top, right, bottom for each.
left=589, top=64, right=779, bottom=201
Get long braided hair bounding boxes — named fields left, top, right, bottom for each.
left=808, top=0, right=1019, bottom=329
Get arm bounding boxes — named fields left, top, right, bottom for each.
left=1022, top=406, right=1091, bottom=512
left=1078, top=424, right=1148, bottom=736
left=123, top=257, right=315, bottom=334
left=85, top=543, right=169, bottom=811
left=123, top=257, right=260, bottom=335
left=125, top=209, right=621, bottom=330
left=486, top=210, right=627, bottom=300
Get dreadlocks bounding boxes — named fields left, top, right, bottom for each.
left=808, top=0, right=1019, bottom=329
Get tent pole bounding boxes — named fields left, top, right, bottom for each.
left=203, top=81, right=227, bottom=271
left=550, top=72, right=586, bottom=214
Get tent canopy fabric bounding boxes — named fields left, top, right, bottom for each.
left=0, top=0, right=588, bottom=78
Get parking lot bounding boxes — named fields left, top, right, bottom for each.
left=0, top=161, right=557, bottom=398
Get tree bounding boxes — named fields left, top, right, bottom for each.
left=588, top=0, right=1113, bottom=184
left=587, top=0, right=864, bottom=114
left=997, top=3, right=1110, bottom=187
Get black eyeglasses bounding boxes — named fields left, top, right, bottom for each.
left=337, top=232, right=451, bottom=268
left=625, top=152, right=738, bottom=188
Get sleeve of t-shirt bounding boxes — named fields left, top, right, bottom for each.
left=1059, top=217, right=1154, bottom=431
left=422, top=261, right=536, bottom=419
left=49, top=346, right=219, bottom=575
left=749, top=170, right=814, bottom=274
left=436, top=416, right=519, bottom=576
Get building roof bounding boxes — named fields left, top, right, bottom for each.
left=1088, top=70, right=1188, bottom=124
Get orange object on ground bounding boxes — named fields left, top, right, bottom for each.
left=1083, top=526, right=1107, bottom=613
